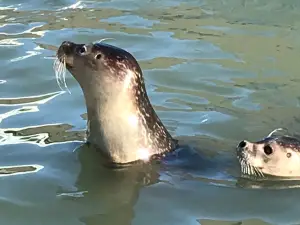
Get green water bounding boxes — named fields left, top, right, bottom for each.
left=1, top=0, right=300, bottom=224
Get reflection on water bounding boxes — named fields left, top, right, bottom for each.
left=74, top=145, right=160, bottom=225
left=0, top=164, right=42, bottom=177
left=0, top=0, right=300, bottom=224
left=0, top=91, right=64, bottom=106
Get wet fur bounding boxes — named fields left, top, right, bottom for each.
left=54, top=41, right=178, bottom=164
left=237, top=132, right=300, bottom=178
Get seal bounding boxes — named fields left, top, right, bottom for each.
left=55, top=41, right=179, bottom=164
left=236, top=134, right=300, bottom=178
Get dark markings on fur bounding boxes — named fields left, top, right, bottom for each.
left=257, top=136, right=300, bottom=152
left=263, top=157, right=270, bottom=163
left=57, top=41, right=179, bottom=163
left=92, top=43, right=178, bottom=153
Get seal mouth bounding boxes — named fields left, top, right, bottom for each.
left=236, top=142, right=265, bottom=178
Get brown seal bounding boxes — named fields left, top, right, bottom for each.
left=55, top=41, right=178, bottom=164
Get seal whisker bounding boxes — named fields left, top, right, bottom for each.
left=249, top=164, right=254, bottom=176
left=246, top=164, right=250, bottom=175
left=238, top=155, right=251, bottom=176
left=267, top=128, right=288, bottom=137
left=246, top=165, right=251, bottom=175
left=244, top=167, right=249, bottom=175
left=241, top=159, right=264, bottom=178
left=244, top=163, right=249, bottom=175
left=255, top=167, right=264, bottom=178
left=46, top=55, right=57, bottom=59
left=62, top=59, right=71, bottom=94
left=53, top=55, right=71, bottom=94
left=241, top=163, right=247, bottom=175
left=53, top=57, right=64, bottom=91
left=57, top=58, right=66, bottom=91
left=253, top=166, right=260, bottom=177
left=93, top=38, right=115, bottom=44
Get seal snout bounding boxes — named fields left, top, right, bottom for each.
left=236, top=140, right=253, bottom=155
left=237, top=140, right=251, bottom=151
left=56, top=41, right=79, bottom=69
left=57, top=41, right=75, bottom=57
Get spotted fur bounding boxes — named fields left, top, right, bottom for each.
left=237, top=135, right=300, bottom=178
left=55, top=41, right=178, bottom=164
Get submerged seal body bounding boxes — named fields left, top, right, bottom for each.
left=236, top=135, right=300, bottom=178
left=56, top=41, right=178, bottom=164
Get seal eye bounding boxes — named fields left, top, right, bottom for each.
left=95, top=54, right=102, bottom=60
left=263, top=145, right=273, bottom=155
left=287, top=152, right=292, bottom=158
left=78, top=45, right=87, bottom=55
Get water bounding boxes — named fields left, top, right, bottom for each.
left=0, top=0, right=300, bottom=224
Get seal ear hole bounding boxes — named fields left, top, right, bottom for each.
left=287, top=152, right=292, bottom=158
left=95, top=54, right=102, bottom=60
left=263, top=145, right=273, bottom=155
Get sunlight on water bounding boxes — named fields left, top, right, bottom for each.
left=0, top=38, right=24, bottom=46
left=60, top=1, right=85, bottom=10
left=0, top=164, right=43, bottom=177
left=0, top=91, right=64, bottom=106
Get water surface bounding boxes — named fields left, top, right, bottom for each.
left=1, top=0, right=300, bottom=224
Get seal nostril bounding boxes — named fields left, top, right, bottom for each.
left=238, top=140, right=247, bottom=148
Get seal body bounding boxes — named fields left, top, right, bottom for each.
left=56, top=41, right=178, bottom=164
left=236, top=136, right=300, bottom=177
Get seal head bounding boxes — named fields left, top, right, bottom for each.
left=56, top=41, right=178, bottom=164
left=236, top=136, right=300, bottom=178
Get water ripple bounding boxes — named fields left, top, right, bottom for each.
left=0, top=164, right=43, bottom=177
left=0, top=91, right=64, bottom=106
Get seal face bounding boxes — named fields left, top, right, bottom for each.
left=236, top=135, right=300, bottom=178
left=55, top=41, right=178, bottom=164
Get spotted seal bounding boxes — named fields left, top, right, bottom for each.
left=236, top=131, right=300, bottom=178
left=55, top=41, right=178, bottom=165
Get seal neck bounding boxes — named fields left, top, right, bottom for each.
left=82, top=78, right=177, bottom=164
